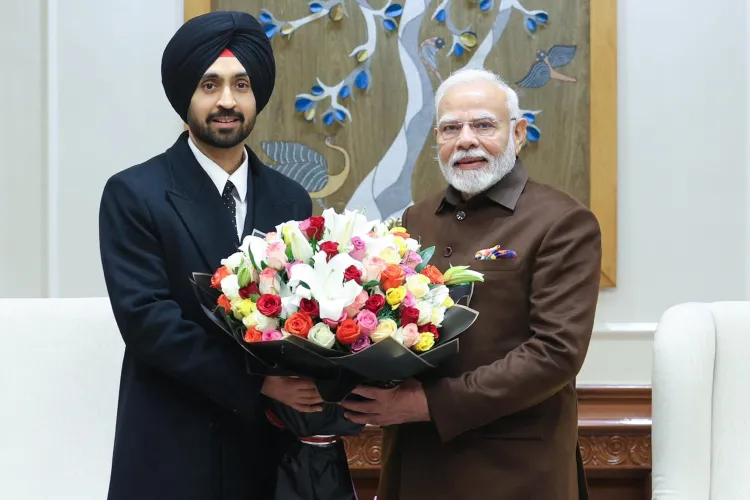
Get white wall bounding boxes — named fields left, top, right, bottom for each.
left=1, top=0, right=749, bottom=384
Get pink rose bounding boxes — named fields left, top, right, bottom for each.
left=355, top=309, right=379, bottom=335
left=298, top=218, right=311, bottom=234
left=400, top=264, right=416, bottom=277
left=266, top=241, right=288, bottom=270
left=285, top=260, right=302, bottom=276
left=259, top=267, right=279, bottom=295
left=402, top=291, right=416, bottom=308
left=264, top=231, right=279, bottom=242
left=261, top=329, right=283, bottom=341
left=401, top=323, right=420, bottom=348
left=349, top=237, right=366, bottom=261
left=323, top=310, right=347, bottom=328
left=402, top=250, right=422, bottom=269
left=344, top=290, right=369, bottom=318
left=362, top=256, right=387, bottom=282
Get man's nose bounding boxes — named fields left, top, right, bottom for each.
left=217, top=85, right=236, bottom=108
left=456, top=123, right=479, bottom=149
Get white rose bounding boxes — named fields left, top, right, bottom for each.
left=308, top=323, right=336, bottom=348
left=415, top=301, right=433, bottom=326
left=430, top=306, right=446, bottom=327
left=404, top=238, right=420, bottom=254
left=405, top=274, right=430, bottom=298
left=220, top=274, right=240, bottom=300
left=242, top=312, right=258, bottom=328
left=220, top=252, right=244, bottom=272
left=254, top=311, right=279, bottom=332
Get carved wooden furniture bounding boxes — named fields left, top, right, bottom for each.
left=344, top=386, right=651, bottom=500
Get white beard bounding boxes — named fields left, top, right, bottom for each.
left=438, top=136, right=517, bottom=195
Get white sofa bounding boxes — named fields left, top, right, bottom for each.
left=0, top=298, right=124, bottom=500
left=651, top=301, right=750, bottom=499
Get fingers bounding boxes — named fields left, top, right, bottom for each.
left=344, top=412, right=375, bottom=424
left=339, top=399, right=379, bottom=414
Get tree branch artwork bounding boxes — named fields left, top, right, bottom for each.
left=259, top=0, right=575, bottom=220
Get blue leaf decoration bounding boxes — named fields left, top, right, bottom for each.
left=480, top=0, right=493, bottom=11
left=522, top=112, right=535, bottom=123
left=454, top=43, right=464, bottom=57
left=385, top=4, right=403, bottom=17
left=436, top=9, right=446, bottom=23
left=259, top=12, right=273, bottom=23
left=526, top=17, right=537, bottom=32
left=263, top=24, right=278, bottom=38
left=339, top=85, right=351, bottom=99
left=294, top=97, right=314, bottom=112
left=355, top=71, right=369, bottom=90
left=323, top=112, right=335, bottom=126
left=547, top=45, right=577, bottom=68
left=334, top=109, right=346, bottom=122
left=527, top=125, right=541, bottom=142
left=535, top=12, right=549, bottom=23
left=309, top=2, right=323, bottom=13
left=311, top=85, right=324, bottom=96
left=383, top=18, right=397, bottom=31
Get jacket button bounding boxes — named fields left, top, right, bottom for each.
left=456, top=211, right=466, bottom=220
left=443, top=246, right=452, bottom=257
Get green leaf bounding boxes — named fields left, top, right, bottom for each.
left=415, top=246, right=435, bottom=272
left=285, top=245, right=295, bottom=262
left=362, top=280, right=380, bottom=288
left=246, top=247, right=260, bottom=272
left=249, top=294, right=260, bottom=302
left=260, top=261, right=268, bottom=271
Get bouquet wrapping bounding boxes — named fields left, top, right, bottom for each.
left=190, top=209, right=483, bottom=499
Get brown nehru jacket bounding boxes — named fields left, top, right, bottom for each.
left=377, top=160, right=602, bottom=500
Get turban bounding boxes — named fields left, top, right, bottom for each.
left=161, top=11, right=276, bottom=123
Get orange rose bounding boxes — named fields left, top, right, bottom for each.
left=217, top=294, right=232, bottom=313
left=392, top=230, right=410, bottom=238
left=420, top=265, right=445, bottom=285
left=243, top=327, right=262, bottom=343
left=380, top=264, right=406, bottom=291
left=210, top=266, right=231, bottom=289
left=336, top=319, right=361, bottom=345
left=284, top=311, right=314, bottom=338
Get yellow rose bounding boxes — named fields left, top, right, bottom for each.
left=242, top=312, right=259, bottom=328
left=389, top=226, right=408, bottom=235
left=393, top=237, right=407, bottom=257
left=405, top=274, right=431, bottom=298
left=379, top=247, right=402, bottom=265
left=412, top=332, right=435, bottom=352
left=233, top=299, right=257, bottom=319
left=386, top=286, right=407, bottom=309
left=430, top=306, right=446, bottom=327
left=371, top=318, right=398, bottom=342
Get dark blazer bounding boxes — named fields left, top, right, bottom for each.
left=98, top=131, right=312, bottom=500
left=377, top=161, right=602, bottom=500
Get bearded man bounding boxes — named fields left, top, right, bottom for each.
left=98, top=11, right=321, bottom=500
left=340, top=68, right=602, bottom=499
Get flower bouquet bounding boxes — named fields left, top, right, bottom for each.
left=190, top=208, right=483, bottom=500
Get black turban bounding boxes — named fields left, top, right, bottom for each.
left=161, top=11, right=276, bottom=123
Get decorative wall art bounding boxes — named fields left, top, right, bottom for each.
left=184, top=0, right=617, bottom=287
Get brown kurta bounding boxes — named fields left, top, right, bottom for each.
left=377, top=161, right=602, bottom=500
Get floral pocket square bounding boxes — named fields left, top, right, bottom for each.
left=474, top=245, right=518, bottom=260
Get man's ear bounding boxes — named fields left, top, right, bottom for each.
left=513, top=117, right=528, bottom=152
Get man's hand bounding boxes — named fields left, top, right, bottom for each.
left=261, top=376, right=324, bottom=412
left=339, top=379, right=430, bottom=425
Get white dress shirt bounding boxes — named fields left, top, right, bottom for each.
left=187, top=137, right=248, bottom=241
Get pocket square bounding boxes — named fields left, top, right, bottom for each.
left=474, top=245, right=518, bottom=260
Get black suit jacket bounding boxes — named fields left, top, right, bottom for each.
left=99, top=131, right=312, bottom=500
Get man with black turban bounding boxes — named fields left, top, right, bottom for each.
left=98, top=11, right=319, bottom=500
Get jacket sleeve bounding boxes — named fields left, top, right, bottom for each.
left=423, top=205, right=602, bottom=442
left=98, top=176, right=264, bottom=422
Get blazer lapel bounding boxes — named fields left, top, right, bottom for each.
left=241, top=148, right=290, bottom=239
left=165, top=132, right=240, bottom=270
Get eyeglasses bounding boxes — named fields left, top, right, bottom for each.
left=437, top=117, right=515, bottom=140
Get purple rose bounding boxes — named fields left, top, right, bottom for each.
left=351, top=334, right=372, bottom=352
left=400, top=264, right=417, bottom=277
left=349, top=237, right=366, bottom=261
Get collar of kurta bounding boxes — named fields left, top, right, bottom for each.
left=436, top=158, right=528, bottom=213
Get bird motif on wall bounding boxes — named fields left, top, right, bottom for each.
left=419, top=36, right=446, bottom=83
left=260, top=135, right=351, bottom=209
left=516, top=44, right=577, bottom=88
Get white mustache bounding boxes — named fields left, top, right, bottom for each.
left=449, top=149, right=492, bottom=168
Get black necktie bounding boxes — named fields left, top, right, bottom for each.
left=222, top=180, right=237, bottom=235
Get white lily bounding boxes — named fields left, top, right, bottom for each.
left=322, top=208, right=376, bottom=251
left=289, top=251, right=364, bottom=320
left=275, top=221, right=314, bottom=262
left=239, top=235, right=268, bottom=270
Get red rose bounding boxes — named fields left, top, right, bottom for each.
left=419, top=323, right=439, bottom=340
left=400, top=306, right=420, bottom=327
left=239, top=283, right=260, bottom=298
left=343, top=265, right=362, bottom=283
left=304, top=216, right=325, bottom=240
left=299, top=298, right=319, bottom=318
left=336, top=319, right=361, bottom=345
left=217, top=294, right=231, bottom=313
left=320, top=241, right=339, bottom=261
left=364, top=294, right=386, bottom=314
left=256, top=294, right=282, bottom=317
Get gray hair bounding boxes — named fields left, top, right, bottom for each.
left=434, top=68, right=521, bottom=122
